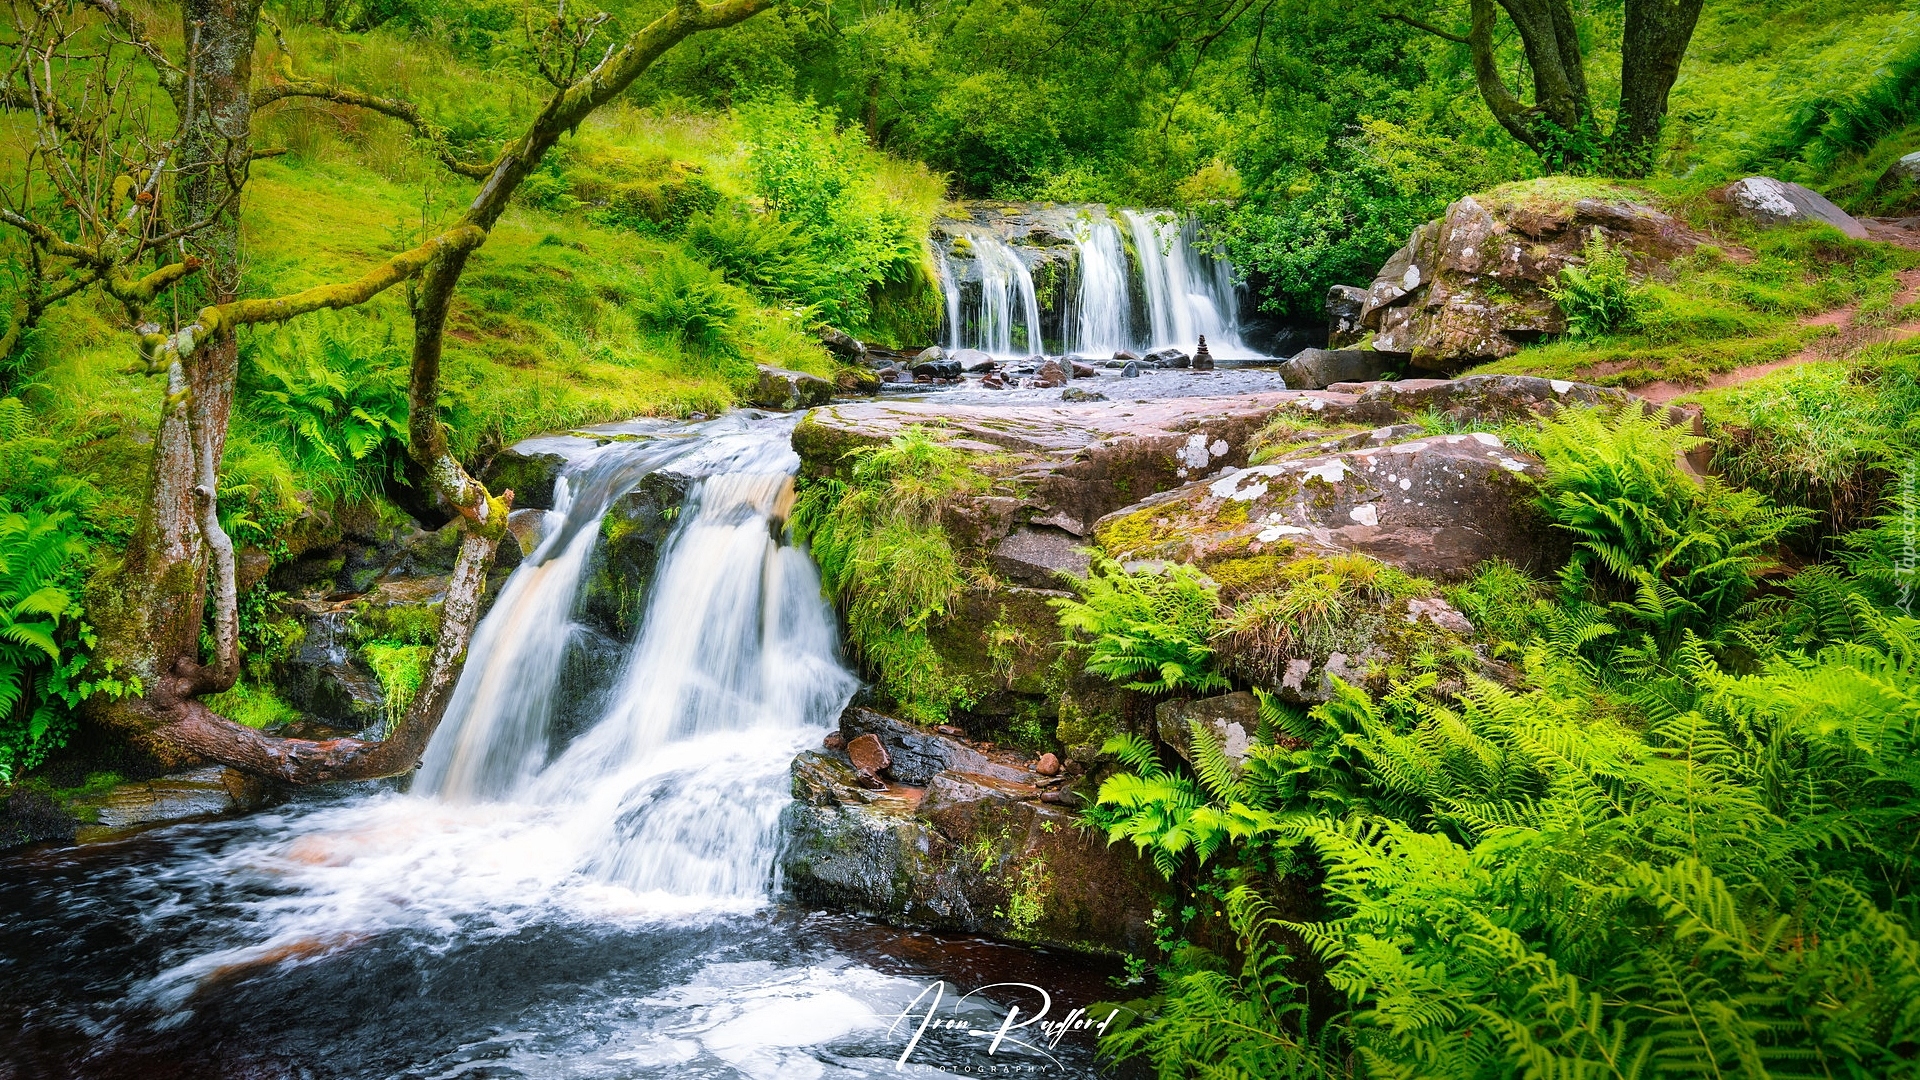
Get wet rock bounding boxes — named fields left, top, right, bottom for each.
left=1093, top=430, right=1564, bottom=580
left=274, top=601, right=386, bottom=732
left=1278, top=347, right=1399, bottom=390
left=575, top=471, right=692, bottom=640
left=1327, top=284, right=1369, bottom=347
left=818, top=326, right=868, bottom=363
left=915, top=346, right=946, bottom=364
left=1113, top=349, right=1141, bottom=363
left=1036, top=752, right=1061, bottom=776
left=1146, top=347, right=1191, bottom=368
left=1069, top=360, right=1098, bottom=379
left=1035, top=359, right=1069, bottom=388
left=953, top=349, right=997, bottom=373
left=847, top=733, right=893, bottom=777
left=913, top=358, right=963, bottom=380
left=506, top=508, right=553, bottom=558
left=980, top=371, right=1007, bottom=389
left=1119, top=361, right=1141, bottom=378
left=823, top=732, right=846, bottom=751
left=0, top=786, right=78, bottom=848
left=990, top=527, right=1091, bottom=587
left=1724, top=177, right=1869, bottom=239
left=781, top=709, right=1165, bottom=951
left=70, top=766, right=273, bottom=841
left=1060, top=387, right=1107, bottom=402
left=840, top=707, right=1030, bottom=786
left=835, top=367, right=881, bottom=396
left=749, top=365, right=835, bottom=411
left=481, top=436, right=588, bottom=511
left=549, top=624, right=626, bottom=753
left=1359, top=182, right=1704, bottom=370
left=1155, top=692, right=1258, bottom=768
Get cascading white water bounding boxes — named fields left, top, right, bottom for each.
left=942, top=231, right=1044, bottom=357
left=415, top=415, right=857, bottom=902
left=934, top=246, right=964, bottom=353
left=1122, top=209, right=1248, bottom=356
left=1066, top=214, right=1131, bottom=355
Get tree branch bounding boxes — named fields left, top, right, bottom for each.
left=251, top=82, right=497, bottom=179
left=1380, top=10, right=1470, bottom=43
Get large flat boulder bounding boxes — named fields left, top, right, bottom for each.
left=1094, top=430, right=1564, bottom=580
left=1278, top=347, right=1400, bottom=389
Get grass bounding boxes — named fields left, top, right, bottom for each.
left=201, top=681, right=303, bottom=730
left=1476, top=223, right=1919, bottom=387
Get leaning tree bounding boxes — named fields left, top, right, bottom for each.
left=0, top=0, right=774, bottom=782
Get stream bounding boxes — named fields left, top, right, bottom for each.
left=0, top=415, right=1125, bottom=1080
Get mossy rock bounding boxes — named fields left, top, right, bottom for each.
left=575, top=471, right=691, bottom=640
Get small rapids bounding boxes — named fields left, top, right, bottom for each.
left=0, top=413, right=1118, bottom=1079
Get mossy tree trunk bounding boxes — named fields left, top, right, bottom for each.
left=87, top=0, right=777, bottom=784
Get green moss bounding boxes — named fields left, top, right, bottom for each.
left=362, top=641, right=432, bottom=732
left=201, top=681, right=302, bottom=730
left=1212, top=499, right=1250, bottom=526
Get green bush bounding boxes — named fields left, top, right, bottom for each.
left=792, top=428, right=985, bottom=722
left=1053, top=553, right=1226, bottom=695
left=1529, top=406, right=1810, bottom=648
left=243, top=317, right=410, bottom=476
left=1547, top=228, right=1641, bottom=338
left=633, top=254, right=741, bottom=354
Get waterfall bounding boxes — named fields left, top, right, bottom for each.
left=1066, top=214, right=1131, bottom=356
left=939, top=231, right=1044, bottom=357
left=417, top=414, right=857, bottom=902
left=1122, top=209, right=1247, bottom=356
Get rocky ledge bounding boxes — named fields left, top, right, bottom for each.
left=781, top=706, right=1165, bottom=952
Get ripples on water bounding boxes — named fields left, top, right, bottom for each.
left=0, top=416, right=1123, bottom=1079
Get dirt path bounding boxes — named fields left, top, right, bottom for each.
left=1633, top=221, right=1920, bottom=403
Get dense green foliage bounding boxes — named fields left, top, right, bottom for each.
left=1083, top=402, right=1920, bottom=1078
left=792, top=428, right=986, bottom=722
left=1054, top=555, right=1228, bottom=695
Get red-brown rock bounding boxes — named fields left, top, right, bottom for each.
left=1036, top=752, right=1061, bottom=776
left=846, top=733, right=892, bottom=776
left=823, top=731, right=846, bottom=751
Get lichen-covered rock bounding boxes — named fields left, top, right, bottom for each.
left=1155, top=692, right=1258, bottom=767
left=1327, top=284, right=1369, bottom=347
left=1094, top=431, right=1563, bottom=580
left=780, top=707, right=1165, bottom=951
left=750, top=365, right=834, bottom=411
left=1359, top=183, right=1703, bottom=371
left=1724, top=177, right=1869, bottom=239
left=481, top=434, right=597, bottom=511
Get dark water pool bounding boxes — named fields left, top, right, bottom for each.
left=0, top=791, right=1130, bottom=1080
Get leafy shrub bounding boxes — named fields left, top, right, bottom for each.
left=244, top=318, right=410, bottom=473
left=1529, top=406, right=1810, bottom=647
left=738, top=98, right=926, bottom=332
left=363, top=641, right=430, bottom=733
left=685, top=205, right=836, bottom=311
left=0, top=511, right=86, bottom=782
left=1053, top=553, right=1226, bottom=695
left=792, top=428, right=986, bottom=722
left=1547, top=227, right=1641, bottom=338
left=633, top=254, right=741, bottom=354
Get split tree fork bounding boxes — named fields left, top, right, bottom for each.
left=1381, top=0, right=1706, bottom=174
left=0, top=0, right=776, bottom=783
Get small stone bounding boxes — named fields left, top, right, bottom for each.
left=1070, top=360, right=1098, bottom=379
left=847, top=732, right=892, bottom=776
left=854, top=767, right=887, bottom=791
left=1113, top=349, right=1141, bottom=362
left=981, top=371, right=1006, bottom=389
left=934, top=724, right=967, bottom=738
left=1061, top=387, right=1107, bottom=402
left=1035, top=359, right=1069, bottom=388
left=1193, top=336, right=1214, bottom=372
left=1036, top=752, right=1061, bottom=776
left=823, top=731, right=846, bottom=751
left=1119, top=361, right=1141, bottom=378
left=1040, top=789, right=1082, bottom=807
left=1145, top=347, right=1190, bottom=369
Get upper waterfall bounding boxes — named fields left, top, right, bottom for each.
left=931, top=203, right=1251, bottom=358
